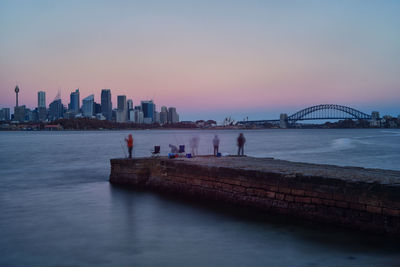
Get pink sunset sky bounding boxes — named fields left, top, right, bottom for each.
left=0, top=0, right=399, bottom=121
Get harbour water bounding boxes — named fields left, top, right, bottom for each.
left=1, top=129, right=399, bottom=266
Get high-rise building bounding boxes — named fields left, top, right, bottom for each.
left=101, top=89, right=112, bottom=120
left=38, top=91, right=46, bottom=108
left=25, top=108, right=33, bottom=121
left=116, top=95, right=127, bottom=123
left=118, top=95, right=127, bottom=110
left=0, top=108, right=10, bottom=121
left=127, top=99, right=133, bottom=110
left=48, top=99, right=64, bottom=121
left=133, top=109, right=144, bottom=123
left=141, top=100, right=155, bottom=123
left=69, top=89, right=80, bottom=113
left=127, top=99, right=134, bottom=121
left=154, top=111, right=160, bottom=123
left=14, top=106, right=26, bottom=122
left=37, top=107, right=47, bottom=121
left=128, top=110, right=134, bottom=122
left=37, top=91, right=47, bottom=121
left=168, top=107, right=179, bottom=123
left=94, top=102, right=101, bottom=114
left=160, top=106, right=168, bottom=124
left=82, top=95, right=94, bottom=117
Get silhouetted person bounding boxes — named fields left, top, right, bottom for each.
left=237, top=133, right=246, bottom=156
left=169, top=144, right=179, bottom=153
left=125, top=134, right=134, bottom=158
left=213, top=135, right=220, bottom=156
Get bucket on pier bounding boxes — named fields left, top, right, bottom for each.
left=168, top=153, right=178, bottom=159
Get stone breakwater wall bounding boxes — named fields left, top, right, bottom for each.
left=109, top=157, right=400, bottom=235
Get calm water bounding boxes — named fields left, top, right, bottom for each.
left=1, top=129, right=400, bottom=266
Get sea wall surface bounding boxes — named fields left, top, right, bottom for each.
left=109, top=156, right=400, bottom=235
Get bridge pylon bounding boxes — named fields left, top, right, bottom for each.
left=280, top=113, right=288, bottom=128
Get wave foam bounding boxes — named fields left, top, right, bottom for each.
left=331, top=138, right=354, bottom=150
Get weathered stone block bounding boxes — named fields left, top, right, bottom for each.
left=292, top=189, right=305, bottom=196
left=295, top=196, right=311, bottom=204
left=278, top=186, right=291, bottom=194
left=366, top=205, right=382, bottom=214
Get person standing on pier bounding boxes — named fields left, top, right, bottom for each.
left=237, top=133, right=246, bottom=156
left=213, top=135, right=220, bottom=156
left=125, top=134, right=134, bottom=159
left=189, top=136, right=199, bottom=156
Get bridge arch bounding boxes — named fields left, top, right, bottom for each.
left=287, top=104, right=371, bottom=123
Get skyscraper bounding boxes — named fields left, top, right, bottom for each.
left=127, top=99, right=133, bottom=121
left=160, top=106, right=168, bottom=124
left=94, top=102, right=101, bottom=114
left=38, top=91, right=46, bottom=108
left=116, top=95, right=127, bottom=123
left=69, top=89, right=80, bottom=113
left=141, top=100, right=155, bottom=123
left=168, top=107, right=179, bottom=123
left=0, top=108, right=10, bottom=121
left=101, top=89, right=112, bottom=120
left=154, top=111, right=160, bottom=123
left=127, top=99, right=133, bottom=110
left=48, top=99, right=64, bottom=121
left=82, top=95, right=94, bottom=117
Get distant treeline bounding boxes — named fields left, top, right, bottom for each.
left=53, top=118, right=198, bottom=130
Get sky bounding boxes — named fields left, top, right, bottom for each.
left=0, top=0, right=399, bottom=121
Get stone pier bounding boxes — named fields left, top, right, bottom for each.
left=109, top=156, right=400, bottom=235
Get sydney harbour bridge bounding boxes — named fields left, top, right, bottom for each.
left=238, top=104, right=376, bottom=128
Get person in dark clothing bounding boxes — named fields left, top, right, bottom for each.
left=125, top=134, right=134, bottom=158
left=213, top=135, right=220, bottom=156
left=237, top=133, right=246, bottom=156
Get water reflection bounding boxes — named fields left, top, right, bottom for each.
left=0, top=129, right=399, bottom=266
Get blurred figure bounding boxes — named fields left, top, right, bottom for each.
left=212, top=135, right=220, bottom=156
left=125, top=134, right=134, bottom=159
left=169, top=144, right=179, bottom=153
left=189, top=136, right=199, bottom=156
left=237, top=133, right=246, bottom=156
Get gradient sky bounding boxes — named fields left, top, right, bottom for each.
left=1, top=0, right=399, bottom=121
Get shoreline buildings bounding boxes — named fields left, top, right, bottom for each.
left=1, top=85, right=180, bottom=124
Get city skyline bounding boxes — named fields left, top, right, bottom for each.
left=1, top=0, right=400, bottom=121
left=0, top=85, right=182, bottom=124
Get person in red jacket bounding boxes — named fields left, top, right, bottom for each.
left=125, top=134, right=134, bottom=158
